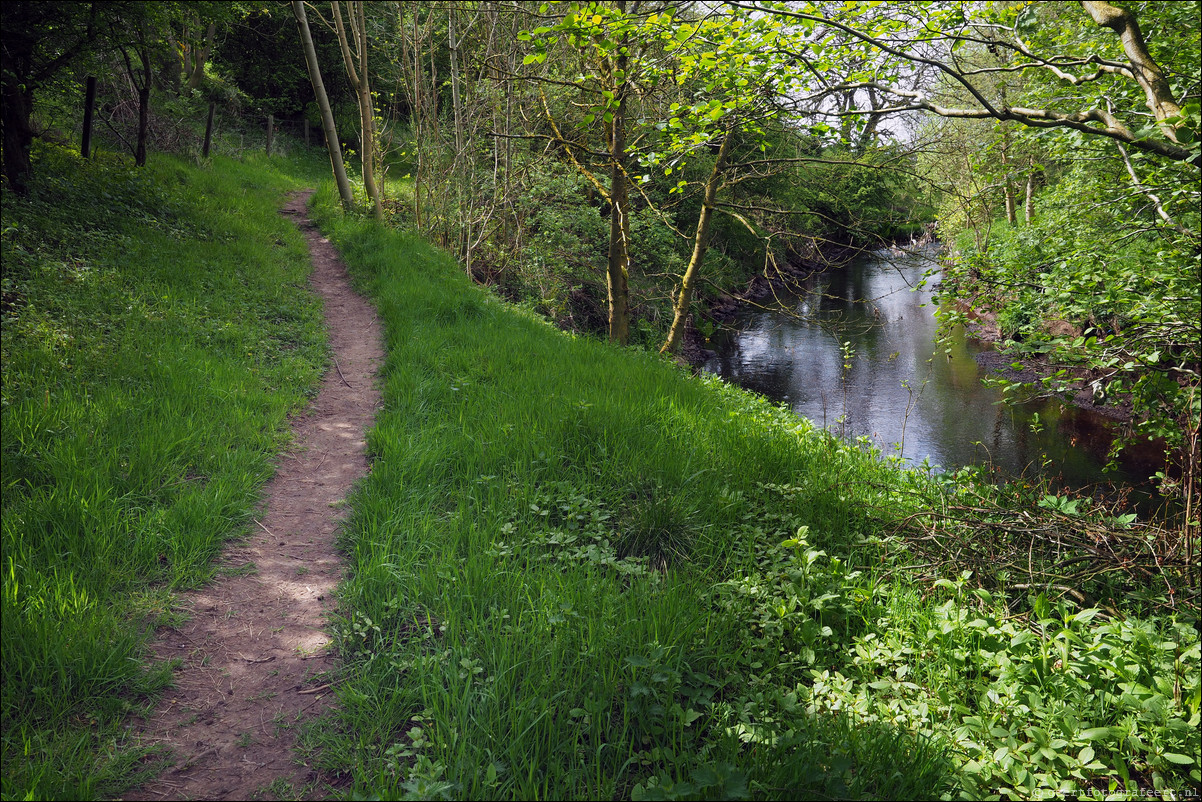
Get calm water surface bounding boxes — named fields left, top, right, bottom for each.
left=703, top=247, right=1149, bottom=490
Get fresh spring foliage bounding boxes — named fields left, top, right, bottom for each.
left=910, top=0, right=1201, bottom=504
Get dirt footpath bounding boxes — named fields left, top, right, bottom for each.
left=123, top=190, right=381, bottom=801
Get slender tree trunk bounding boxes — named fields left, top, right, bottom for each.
left=448, top=6, right=469, bottom=268
left=661, top=133, right=732, bottom=355
left=292, top=0, right=354, bottom=211
left=81, top=75, right=96, bottom=158
left=202, top=100, right=215, bottom=157
left=410, top=5, right=423, bottom=227
left=332, top=1, right=383, bottom=220
left=606, top=3, right=632, bottom=345
left=353, top=2, right=382, bottom=220
left=135, top=56, right=151, bottom=167
left=1000, top=126, right=1016, bottom=225
left=266, top=113, right=274, bottom=156
left=1024, top=156, right=1037, bottom=224
left=448, top=8, right=464, bottom=160
left=116, top=25, right=153, bottom=168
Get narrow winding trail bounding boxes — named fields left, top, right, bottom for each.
left=123, top=190, right=381, bottom=801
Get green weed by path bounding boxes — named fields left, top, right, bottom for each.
left=308, top=183, right=1199, bottom=801
left=0, top=144, right=328, bottom=800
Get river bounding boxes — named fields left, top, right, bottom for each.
left=702, top=246, right=1155, bottom=493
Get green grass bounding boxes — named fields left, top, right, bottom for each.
left=0, top=143, right=330, bottom=800
left=2, top=139, right=1196, bottom=801
left=306, top=182, right=1199, bottom=800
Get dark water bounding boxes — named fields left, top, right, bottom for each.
left=703, top=247, right=1156, bottom=491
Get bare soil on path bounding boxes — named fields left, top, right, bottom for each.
left=122, top=190, right=381, bottom=801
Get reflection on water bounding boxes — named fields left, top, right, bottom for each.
left=703, top=247, right=1150, bottom=490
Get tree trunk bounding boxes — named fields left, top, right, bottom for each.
left=448, top=8, right=464, bottom=160
left=354, top=2, right=382, bottom=221
left=448, top=6, right=467, bottom=268
left=413, top=13, right=423, bottom=227
left=1080, top=1, right=1183, bottom=140
left=266, top=113, right=274, bottom=156
left=606, top=6, right=632, bottom=345
left=81, top=76, right=96, bottom=158
left=202, top=101, right=215, bottom=157
left=1000, top=132, right=1016, bottom=226
left=292, top=0, right=354, bottom=211
left=332, top=1, right=383, bottom=220
left=135, top=57, right=151, bottom=167
left=116, top=25, right=153, bottom=167
left=185, top=23, right=216, bottom=92
left=1, top=77, right=34, bottom=193
left=1024, top=157, right=1037, bottom=224
left=661, top=133, right=732, bottom=355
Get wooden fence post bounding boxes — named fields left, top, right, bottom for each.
left=202, top=102, right=216, bottom=158
left=81, top=76, right=96, bottom=158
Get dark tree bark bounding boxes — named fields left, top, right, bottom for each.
left=135, top=55, right=151, bottom=167
left=2, top=77, right=36, bottom=193
left=81, top=76, right=97, bottom=158
left=1, top=3, right=98, bottom=192
left=202, top=101, right=216, bottom=157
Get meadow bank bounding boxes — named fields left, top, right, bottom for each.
left=302, top=182, right=1200, bottom=799
left=1, top=146, right=330, bottom=798
left=1, top=149, right=1197, bottom=800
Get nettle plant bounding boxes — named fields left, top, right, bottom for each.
left=831, top=577, right=1201, bottom=799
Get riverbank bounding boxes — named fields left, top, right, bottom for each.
left=955, top=301, right=1139, bottom=425
left=304, top=180, right=1198, bottom=800
left=4, top=147, right=1195, bottom=799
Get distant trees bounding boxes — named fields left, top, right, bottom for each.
left=1, top=1, right=98, bottom=192
left=0, top=0, right=245, bottom=189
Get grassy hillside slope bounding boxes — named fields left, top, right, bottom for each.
left=306, top=185, right=1199, bottom=800
left=1, top=145, right=329, bottom=799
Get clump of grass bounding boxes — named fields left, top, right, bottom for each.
left=308, top=180, right=1198, bottom=801
left=1, top=143, right=328, bottom=799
